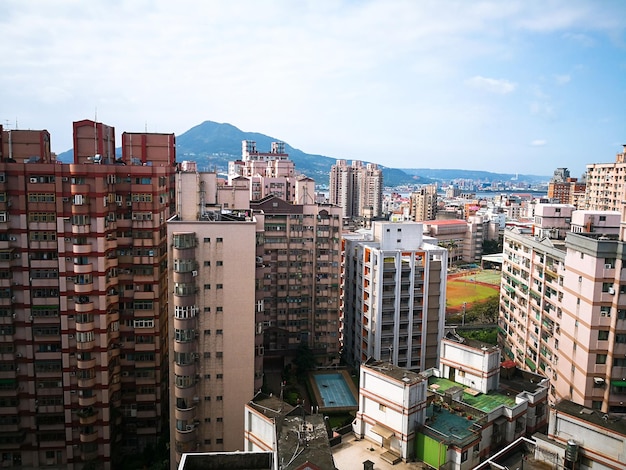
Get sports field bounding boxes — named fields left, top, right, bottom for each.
left=446, top=269, right=501, bottom=312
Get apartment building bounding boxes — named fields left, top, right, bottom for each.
left=0, top=120, right=175, bottom=469
left=499, top=203, right=626, bottom=413
left=585, top=145, right=626, bottom=211
left=227, top=141, right=316, bottom=205
left=167, top=169, right=257, bottom=466
left=0, top=126, right=53, bottom=163
left=329, top=159, right=383, bottom=223
left=547, top=167, right=586, bottom=207
left=250, top=195, right=343, bottom=367
left=408, top=184, right=438, bottom=222
left=352, top=336, right=548, bottom=470
left=341, top=222, right=447, bottom=371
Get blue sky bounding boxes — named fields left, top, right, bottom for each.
left=1, top=0, right=625, bottom=177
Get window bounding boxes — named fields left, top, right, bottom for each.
left=596, top=354, right=607, bottom=364
left=216, top=284, right=223, bottom=289
left=379, top=404, right=386, bottom=412
left=600, top=306, right=611, bottom=317
left=216, top=261, right=223, bottom=266
left=134, top=319, right=155, bottom=328
left=216, top=329, right=223, bottom=335
left=204, top=330, right=211, bottom=335
left=204, top=261, right=210, bottom=266
left=216, top=396, right=223, bottom=401
left=461, top=450, right=468, bottom=462
left=204, top=284, right=211, bottom=290
left=216, top=237, right=223, bottom=243
left=598, top=330, right=609, bottom=340
left=203, top=237, right=210, bottom=243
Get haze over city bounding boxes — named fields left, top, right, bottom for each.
left=2, top=0, right=625, bottom=176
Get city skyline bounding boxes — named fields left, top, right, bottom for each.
left=2, top=1, right=625, bottom=176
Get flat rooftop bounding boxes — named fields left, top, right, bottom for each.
left=363, top=360, right=427, bottom=385
left=429, top=377, right=517, bottom=412
left=425, top=405, right=479, bottom=447
left=555, top=399, right=626, bottom=436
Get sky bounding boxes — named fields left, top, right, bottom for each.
left=1, top=1, right=625, bottom=177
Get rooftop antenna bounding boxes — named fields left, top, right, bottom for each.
left=145, top=121, right=148, bottom=132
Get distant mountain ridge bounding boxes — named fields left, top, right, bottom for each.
left=57, top=121, right=550, bottom=186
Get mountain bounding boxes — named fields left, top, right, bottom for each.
left=401, top=168, right=549, bottom=184
left=175, top=121, right=427, bottom=186
left=56, top=121, right=550, bottom=186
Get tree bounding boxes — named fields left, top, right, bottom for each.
left=293, top=343, right=315, bottom=378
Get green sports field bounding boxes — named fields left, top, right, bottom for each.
left=446, top=269, right=501, bottom=312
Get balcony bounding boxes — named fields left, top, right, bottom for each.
left=79, top=429, right=98, bottom=443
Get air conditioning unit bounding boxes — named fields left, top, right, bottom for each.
left=29, top=177, right=38, bottom=183
left=186, top=425, right=195, bottom=431
left=9, top=236, right=16, bottom=241
left=15, top=353, right=22, bottom=358
left=605, top=264, right=613, bottom=269
left=62, top=197, right=69, bottom=202
left=191, top=270, right=198, bottom=277
left=69, top=371, right=76, bottom=376
left=127, top=201, right=132, bottom=206
left=68, top=334, right=74, bottom=339
left=62, top=177, right=69, bottom=182
left=609, top=287, right=616, bottom=295
left=594, top=377, right=605, bottom=384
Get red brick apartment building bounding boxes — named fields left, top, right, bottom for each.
left=0, top=121, right=175, bottom=469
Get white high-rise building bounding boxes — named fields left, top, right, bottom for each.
left=341, top=222, right=447, bottom=371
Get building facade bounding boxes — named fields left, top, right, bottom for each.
left=251, top=196, right=343, bottom=367
left=0, top=120, right=175, bottom=469
left=329, top=159, right=383, bottom=222
left=167, top=169, right=257, bottom=467
left=408, top=184, right=438, bottom=222
left=585, top=145, right=626, bottom=211
left=499, top=205, right=626, bottom=413
left=341, top=222, right=447, bottom=371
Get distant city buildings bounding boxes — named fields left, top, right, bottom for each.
left=547, top=167, right=586, bottom=207
left=408, top=183, right=438, bottom=222
left=328, top=159, right=383, bottom=225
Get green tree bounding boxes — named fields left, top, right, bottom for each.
left=294, top=343, right=315, bottom=378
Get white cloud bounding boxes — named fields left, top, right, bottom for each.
left=466, top=76, right=517, bottom=94
left=530, top=139, right=547, bottom=147
left=554, top=74, right=571, bottom=85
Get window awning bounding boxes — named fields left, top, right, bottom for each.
left=370, top=424, right=394, bottom=439
left=611, top=380, right=626, bottom=387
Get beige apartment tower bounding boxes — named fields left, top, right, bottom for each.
left=168, top=169, right=257, bottom=467
left=329, top=159, right=383, bottom=222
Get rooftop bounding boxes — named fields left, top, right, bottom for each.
left=363, top=360, right=427, bottom=386
left=277, top=413, right=335, bottom=470
left=555, top=399, right=626, bottom=436
left=424, top=405, right=480, bottom=447
left=429, top=377, right=516, bottom=413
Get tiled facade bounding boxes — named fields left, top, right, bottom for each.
left=251, top=196, right=343, bottom=365
left=499, top=205, right=626, bottom=413
left=0, top=121, right=175, bottom=468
